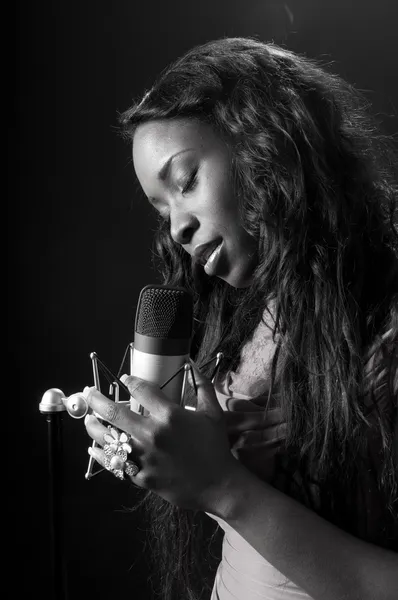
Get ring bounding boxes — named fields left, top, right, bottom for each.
left=103, top=426, right=140, bottom=480
left=124, top=460, right=140, bottom=477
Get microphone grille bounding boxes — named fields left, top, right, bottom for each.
left=135, top=285, right=193, bottom=339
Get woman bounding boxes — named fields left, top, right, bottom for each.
left=84, top=38, right=398, bottom=600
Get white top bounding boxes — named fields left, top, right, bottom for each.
left=208, top=518, right=313, bottom=600
left=206, top=389, right=314, bottom=600
left=205, top=309, right=395, bottom=599
left=206, top=307, right=314, bottom=599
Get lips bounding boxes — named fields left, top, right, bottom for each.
left=193, top=239, right=222, bottom=266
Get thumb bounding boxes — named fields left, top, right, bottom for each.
left=188, top=360, right=223, bottom=420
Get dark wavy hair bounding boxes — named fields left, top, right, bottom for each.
left=119, top=38, right=398, bottom=600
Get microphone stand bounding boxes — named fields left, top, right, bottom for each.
left=38, top=346, right=224, bottom=599
left=39, top=389, right=69, bottom=600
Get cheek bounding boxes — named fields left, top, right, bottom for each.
left=201, top=159, right=237, bottom=215
left=206, top=184, right=239, bottom=222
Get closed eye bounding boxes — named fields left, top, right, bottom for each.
left=182, top=168, right=198, bottom=195
left=146, top=165, right=198, bottom=219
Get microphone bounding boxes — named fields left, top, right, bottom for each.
left=41, top=284, right=194, bottom=420
left=130, top=284, right=193, bottom=415
left=37, top=284, right=194, bottom=592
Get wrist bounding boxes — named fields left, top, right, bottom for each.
left=205, top=456, right=258, bottom=521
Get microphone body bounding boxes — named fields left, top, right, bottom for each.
left=130, top=350, right=187, bottom=410
left=43, top=285, right=194, bottom=418
left=129, top=285, right=193, bottom=414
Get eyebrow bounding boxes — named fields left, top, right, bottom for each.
left=157, top=148, right=195, bottom=182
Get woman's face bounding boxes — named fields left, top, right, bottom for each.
left=132, top=118, right=257, bottom=288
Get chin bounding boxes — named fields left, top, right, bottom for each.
left=221, top=270, right=254, bottom=289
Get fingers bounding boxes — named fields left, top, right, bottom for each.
left=85, top=415, right=142, bottom=484
left=224, top=407, right=285, bottom=433
left=188, top=360, right=223, bottom=419
left=85, top=414, right=108, bottom=446
left=88, top=445, right=106, bottom=468
left=120, top=375, right=171, bottom=419
left=85, top=414, right=135, bottom=449
left=85, top=386, right=142, bottom=433
left=87, top=443, right=140, bottom=483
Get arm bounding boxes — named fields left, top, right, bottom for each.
left=84, top=364, right=397, bottom=600
left=212, top=462, right=398, bottom=600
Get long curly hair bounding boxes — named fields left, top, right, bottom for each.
left=119, top=38, right=398, bottom=600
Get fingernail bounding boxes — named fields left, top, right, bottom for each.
left=83, top=386, right=97, bottom=402
left=120, top=374, right=129, bottom=383
left=88, top=446, right=101, bottom=461
left=84, top=414, right=90, bottom=426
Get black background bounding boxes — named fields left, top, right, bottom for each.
left=11, top=1, right=398, bottom=599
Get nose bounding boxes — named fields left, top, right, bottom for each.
left=169, top=209, right=199, bottom=246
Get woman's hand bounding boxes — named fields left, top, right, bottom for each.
left=84, top=363, right=242, bottom=514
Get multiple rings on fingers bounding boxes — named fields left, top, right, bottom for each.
left=103, top=426, right=140, bottom=480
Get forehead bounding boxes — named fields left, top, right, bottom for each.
left=132, top=118, right=221, bottom=171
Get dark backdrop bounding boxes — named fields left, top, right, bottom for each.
left=10, top=1, right=397, bottom=599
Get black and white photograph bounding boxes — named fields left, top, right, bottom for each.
left=11, top=1, right=398, bottom=599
